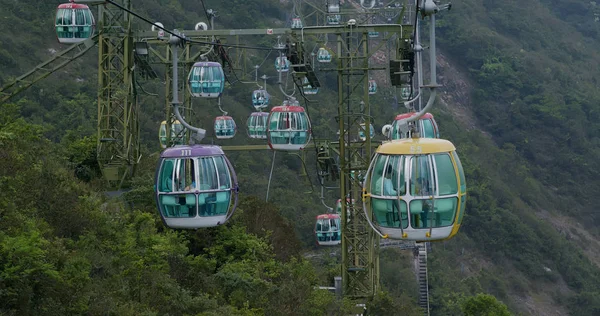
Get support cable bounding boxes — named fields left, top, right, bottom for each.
left=105, top=0, right=277, bottom=51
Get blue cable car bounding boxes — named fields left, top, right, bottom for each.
left=327, top=2, right=341, bottom=25
left=317, top=47, right=332, bottom=63
left=302, top=77, right=319, bottom=95
left=291, top=18, right=303, bottom=29
left=363, top=138, right=466, bottom=241
left=267, top=100, right=311, bottom=151
left=315, top=214, right=342, bottom=246
left=214, top=115, right=236, bottom=139
left=359, top=122, right=376, bottom=141
left=275, top=56, right=290, bottom=73
left=368, top=31, right=379, bottom=38
left=247, top=112, right=269, bottom=139
left=368, top=79, right=377, bottom=95
left=155, top=145, right=239, bottom=229
left=252, top=89, right=270, bottom=109
left=188, top=62, right=225, bottom=98
left=55, top=1, right=95, bottom=44
left=327, top=14, right=341, bottom=25
left=401, top=85, right=412, bottom=100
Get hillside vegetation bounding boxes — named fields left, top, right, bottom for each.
left=1, top=0, right=600, bottom=315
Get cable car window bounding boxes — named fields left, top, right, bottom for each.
left=410, top=199, right=432, bottom=228
left=330, top=219, right=337, bottom=230
left=214, top=156, right=231, bottom=189
left=387, top=155, right=404, bottom=196
left=279, top=113, right=288, bottom=129
left=422, top=119, right=435, bottom=138
left=371, top=198, right=407, bottom=228
left=198, top=157, right=218, bottom=190
left=411, top=197, right=457, bottom=228
left=56, top=9, right=65, bottom=25
left=64, top=9, right=73, bottom=25
left=452, top=151, right=466, bottom=194
left=160, top=194, right=197, bottom=218
left=322, top=220, right=330, bottom=231
left=434, top=153, right=458, bottom=195
left=410, top=155, right=434, bottom=196
left=173, top=158, right=195, bottom=191
left=84, top=9, right=93, bottom=25
left=370, top=154, right=387, bottom=195
left=75, top=9, right=85, bottom=25
left=158, top=159, right=175, bottom=192
left=270, top=112, right=279, bottom=130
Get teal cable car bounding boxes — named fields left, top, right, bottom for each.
left=275, top=56, right=290, bottom=72
left=252, top=89, right=270, bottom=109
left=214, top=115, right=236, bottom=139
left=315, top=214, right=342, bottom=246
left=359, top=122, right=376, bottom=141
left=155, top=146, right=239, bottom=229
left=188, top=62, right=225, bottom=98
left=55, top=1, right=95, bottom=44
left=291, top=18, right=303, bottom=29
left=317, top=47, right=332, bottom=63
left=247, top=112, right=269, bottom=139
left=302, top=77, right=319, bottom=95
left=368, top=79, right=377, bottom=95
left=266, top=100, right=311, bottom=151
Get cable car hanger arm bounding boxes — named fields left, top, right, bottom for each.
left=404, top=0, right=444, bottom=124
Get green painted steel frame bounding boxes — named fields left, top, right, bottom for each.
left=96, top=0, right=139, bottom=188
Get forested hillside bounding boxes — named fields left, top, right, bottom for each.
left=2, top=0, right=600, bottom=315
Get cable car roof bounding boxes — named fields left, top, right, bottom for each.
left=377, top=138, right=455, bottom=155
left=191, top=61, right=222, bottom=67
left=161, top=145, right=225, bottom=158
left=271, top=105, right=306, bottom=112
left=249, top=111, right=269, bottom=116
left=215, top=115, right=234, bottom=120
left=57, top=3, right=90, bottom=9
left=317, top=214, right=340, bottom=220
left=394, top=112, right=434, bottom=120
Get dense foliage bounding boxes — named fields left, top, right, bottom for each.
left=2, top=0, right=600, bottom=315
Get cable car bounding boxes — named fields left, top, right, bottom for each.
left=335, top=198, right=355, bottom=214
left=315, top=214, right=342, bottom=246
left=327, top=14, right=341, bottom=25
left=359, top=122, right=376, bottom=141
left=302, top=77, right=319, bottom=95
left=252, top=89, right=270, bottom=109
left=155, top=145, right=239, bottom=229
left=400, top=85, right=412, bottom=100
left=267, top=100, right=311, bottom=151
left=291, top=18, right=303, bottom=29
left=362, top=138, right=466, bottom=241
left=55, top=1, right=95, bottom=44
left=214, top=115, right=236, bottom=139
left=327, top=2, right=341, bottom=25
left=317, top=47, right=332, bottom=63
left=368, top=79, right=377, bottom=95
left=368, top=31, right=379, bottom=38
left=159, top=120, right=185, bottom=149
left=390, top=112, right=440, bottom=140
left=188, top=62, right=225, bottom=98
left=275, top=56, right=291, bottom=73
left=247, top=112, right=269, bottom=139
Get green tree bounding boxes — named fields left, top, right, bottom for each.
left=461, top=293, right=511, bottom=316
